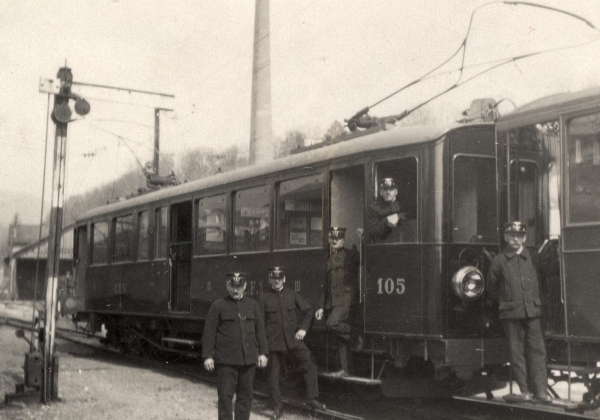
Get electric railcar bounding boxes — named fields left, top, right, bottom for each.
left=72, top=87, right=600, bottom=403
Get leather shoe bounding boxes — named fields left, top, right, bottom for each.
left=330, top=369, right=348, bottom=377
left=307, top=399, right=326, bottom=410
left=536, top=393, right=552, bottom=403
left=271, top=407, right=283, bottom=419
left=503, top=392, right=531, bottom=403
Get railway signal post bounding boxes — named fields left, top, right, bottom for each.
left=41, top=66, right=90, bottom=403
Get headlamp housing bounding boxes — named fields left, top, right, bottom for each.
left=452, top=266, right=485, bottom=302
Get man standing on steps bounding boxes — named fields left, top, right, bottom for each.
left=487, top=222, right=551, bottom=404
left=315, top=227, right=362, bottom=378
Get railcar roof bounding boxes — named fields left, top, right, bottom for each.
left=80, top=121, right=487, bottom=221
left=497, top=86, right=600, bottom=131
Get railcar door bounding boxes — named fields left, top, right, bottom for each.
left=169, top=201, right=192, bottom=312
left=498, top=121, right=564, bottom=335
left=328, top=164, right=365, bottom=324
left=561, top=111, right=600, bottom=339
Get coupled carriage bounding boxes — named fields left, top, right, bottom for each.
left=71, top=87, right=600, bottom=405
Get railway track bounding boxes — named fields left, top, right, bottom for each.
left=3, top=315, right=599, bottom=420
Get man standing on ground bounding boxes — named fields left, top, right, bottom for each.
left=258, top=266, right=326, bottom=419
left=202, top=272, right=269, bottom=420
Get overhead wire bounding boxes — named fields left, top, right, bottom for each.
left=349, top=1, right=600, bottom=123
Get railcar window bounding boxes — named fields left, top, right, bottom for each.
left=567, top=113, right=600, bottom=224
left=372, top=157, right=418, bottom=243
left=92, top=221, right=109, bottom=264
left=277, top=174, right=323, bottom=249
left=510, top=160, right=539, bottom=246
left=138, top=211, right=149, bottom=260
left=196, top=194, right=227, bottom=255
left=113, top=215, right=134, bottom=262
left=155, top=207, right=168, bottom=259
left=453, top=156, right=497, bottom=243
left=233, top=186, right=270, bottom=253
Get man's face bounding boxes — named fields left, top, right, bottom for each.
left=504, top=232, right=526, bottom=251
left=226, top=282, right=246, bottom=300
left=329, top=236, right=345, bottom=251
left=269, top=276, right=285, bottom=290
left=380, top=187, right=398, bottom=203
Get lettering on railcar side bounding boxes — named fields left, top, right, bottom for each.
left=376, top=278, right=405, bottom=295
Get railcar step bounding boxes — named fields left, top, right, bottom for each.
left=318, top=372, right=381, bottom=385
left=547, top=364, right=600, bottom=373
left=161, top=337, right=202, bottom=346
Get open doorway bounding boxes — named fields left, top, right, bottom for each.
left=329, top=166, right=365, bottom=250
left=169, top=201, right=192, bottom=312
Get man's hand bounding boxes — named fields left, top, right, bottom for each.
left=258, top=355, right=268, bottom=368
left=386, top=213, right=399, bottom=226
left=315, top=308, right=324, bottom=321
left=295, top=329, right=306, bottom=340
left=204, top=358, right=215, bottom=371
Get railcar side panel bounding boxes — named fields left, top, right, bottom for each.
left=364, top=245, right=423, bottom=335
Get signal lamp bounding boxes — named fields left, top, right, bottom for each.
left=452, top=266, right=485, bottom=302
left=74, top=98, right=90, bottom=116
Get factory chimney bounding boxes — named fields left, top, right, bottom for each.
left=249, top=0, right=273, bottom=165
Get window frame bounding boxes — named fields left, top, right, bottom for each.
left=232, top=184, right=272, bottom=254
left=195, top=193, right=228, bottom=256
left=451, top=153, right=498, bottom=244
left=275, top=173, right=324, bottom=251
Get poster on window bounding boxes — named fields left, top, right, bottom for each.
left=289, top=232, right=307, bottom=246
left=205, top=227, right=223, bottom=242
left=289, top=217, right=307, bottom=230
left=310, top=217, right=322, bottom=231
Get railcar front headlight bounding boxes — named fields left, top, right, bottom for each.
left=452, top=266, right=485, bottom=302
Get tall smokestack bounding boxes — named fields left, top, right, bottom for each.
left=249, top=0, right=273, bottom=165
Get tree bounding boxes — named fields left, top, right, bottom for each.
left=397, top=106, right=436, bottom=127
left=276, top=130, right=307, bottom=158
left=325, top=120, right=345, bottom=140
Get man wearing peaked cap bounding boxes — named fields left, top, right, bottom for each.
left=367, top=177, right=407, bottom=243
left=487, top=221, right=551, bottom=403
left=202, top=272, right=269, bottom=420
left=258, top=267, right=325, bottom=418
left=315, top=227, right=362, bottom=377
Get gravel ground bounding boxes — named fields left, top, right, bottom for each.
left=0, top=322, right=292, bottom=420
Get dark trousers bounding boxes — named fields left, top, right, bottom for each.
left=269, top=342, right=318, bottom=408
left=325, top=306, right=351, bottom=371
left=503, top=318, right=548, bottom=395
left=215, top=364, right=256, bottom=420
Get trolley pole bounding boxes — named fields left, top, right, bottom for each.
left=42, top=66, right=73, bottom=402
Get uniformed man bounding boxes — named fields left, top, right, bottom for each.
left=258, top=267, right=325, bottom=418
left=202, top=272, right=269, bottom=420
left=367, top=177, right=406, bottom=243
left=315, top=227, right=361, bottom=377
left=487, top=222, right=551, bottom=403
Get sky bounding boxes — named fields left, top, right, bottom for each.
left=1, top=0, right=600, bottom=221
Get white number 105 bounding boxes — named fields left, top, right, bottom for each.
left=377, top=278, right=406, bottom=295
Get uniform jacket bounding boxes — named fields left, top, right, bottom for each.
left=318, top=247, right=359, bottom=310
left=202, top=295, right=269, bottom=365
left=258, top=287, right=313, bottom=352
left=487, top=246, right=542, bottom=320
left=367, top=198, right=403, bottom=242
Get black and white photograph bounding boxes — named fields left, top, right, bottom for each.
left=1, top=1, right=600, bottom=419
